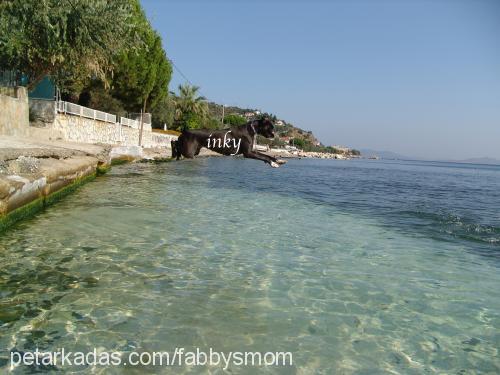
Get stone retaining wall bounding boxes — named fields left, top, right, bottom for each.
left=0, top=86, right=29, bottom=137
left=1, top=90, right=176, bottom=149
left=30, top=105, right=176, bottom=148
left=53, top=114, right=150, bottom=146
left=29, top=98, right=56, bottom=126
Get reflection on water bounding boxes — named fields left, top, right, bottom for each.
left=0, top=158, right=499, bottom=373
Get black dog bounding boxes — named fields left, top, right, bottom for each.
left=172, top=118, right=286, bottom=167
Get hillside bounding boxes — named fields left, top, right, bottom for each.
left=207, top=102, right=357, bottom=155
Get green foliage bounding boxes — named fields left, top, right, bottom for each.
left=256, top=112, right=277, bottom=122
left=151, top=95, right=176, bottom=129
left=205, top=117, right=223, bottom=130
left=182, top=113, right=204, bottom=131
left=0, top=0, right=133, bottom=89
left=173, top=84, right=209, bottom=130
left=293, top=138, right=306, bottom=149
left=112, top=36, right=171, bottom=112
left=111, top=1, right=172, bottom=113
left=147, top=53, right=172, bottom=111
left=257, top=136, right=285, bottom=148
left=0, top=0, right=172, bottom=118
left=207, top=102, right=257, bottom=120
left=271, top=138, right=286, bottom=147
left=324, top=146, right=340, bottom=154
left=224, top=114, right=246, bottom=126
left=79, top=82, right=127, bottom=117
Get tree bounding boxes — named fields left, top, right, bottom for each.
left=174, top=84, right=209, bottom=130
left=78, top=82, right=127, bottom=117
left=111, top=1, right=172, bottom=114
left=224, top=114, right=246, bottom=126
left=147, top=54, right=172, bottom=113
left=205, top=117, right=223, bottom=130
left=257, top=112, right=277, bottom=122
left=0, top=0, right=133, bottom=90
left=151, top=95, right=176, bottom=129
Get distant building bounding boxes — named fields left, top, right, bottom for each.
left=275, top=120, right=284, bottom=126
left=244, top=110, right=263, bottom=119
left=333, top=145, right=350, bottom=153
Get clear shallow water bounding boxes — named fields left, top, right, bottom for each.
left=1, top=158, right=499, bottom=374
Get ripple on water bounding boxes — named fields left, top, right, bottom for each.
left=0, top=160, right=500, bottom=373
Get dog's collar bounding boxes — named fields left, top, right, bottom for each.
left=248, top=121, right=257, bottom=151
left=249, top=121, right=257, bottom=136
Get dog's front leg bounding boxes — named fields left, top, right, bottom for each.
left=255, top=152, right=287, bottom=166
left=243, top=151, right=282, bottom=167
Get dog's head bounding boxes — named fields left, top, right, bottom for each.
left=254, top=118, right=275, bottom=139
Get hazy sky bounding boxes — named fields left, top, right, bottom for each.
left=141, top=0, right=500, bottom=160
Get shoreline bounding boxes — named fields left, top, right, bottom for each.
left=0, top=139, right=352, bottom=233
left=0, top=136, right=173, bottom=233
left=266, top=149, right=355, bottom=160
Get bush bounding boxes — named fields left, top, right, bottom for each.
left=205, top=117, right=223, bottom=130
left=292, top=138, right=306, bottom=149
left=151, top=95, right=175, bottom=129
left=224, top=114, right=246, bottom=126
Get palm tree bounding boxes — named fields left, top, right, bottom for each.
left=174, top=84, right=209, bottom=130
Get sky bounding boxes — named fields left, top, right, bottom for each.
left=141, top=0, right=500, bottom=160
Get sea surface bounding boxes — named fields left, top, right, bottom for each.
left=0, top=158, right=499, bottom=374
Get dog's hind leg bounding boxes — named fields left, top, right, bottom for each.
left=171, top=140, right=178, bottom=159
left=180, top=142, right=196, bottom=158
left=194, top=145, right=203, bottom=156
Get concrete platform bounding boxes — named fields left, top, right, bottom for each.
left=0, top=136, right=174, bottom=232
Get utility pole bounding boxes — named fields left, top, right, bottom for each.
left=138, top=109, right=144, bottom=147
left=221, top=104, right=225, bottom=125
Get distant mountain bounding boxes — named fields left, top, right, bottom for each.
left=359, top=149, right=412, bottom=160
left=455, top=157, right=500, bottom=165
left=206, top=102, right=322, bottom=147
left=359, top=150, right=500, bottom=165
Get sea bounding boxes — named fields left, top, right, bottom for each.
left=0, top=157, right=499, bottom=373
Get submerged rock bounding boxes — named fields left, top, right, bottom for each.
left=0, top=305, right=25, bottom=323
